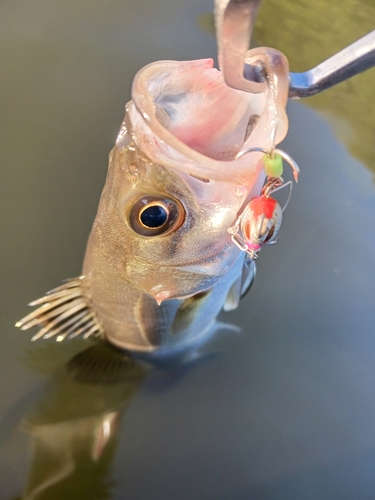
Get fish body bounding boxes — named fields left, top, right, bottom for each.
left=17, top=48, right=290, bottom=354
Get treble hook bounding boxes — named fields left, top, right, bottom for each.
left=215, top=0, right=375, bottom=98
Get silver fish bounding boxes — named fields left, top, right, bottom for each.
left=17, top=48, right=290, bottom=355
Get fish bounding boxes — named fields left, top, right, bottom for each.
left=16, top=47, right=291, bottom=355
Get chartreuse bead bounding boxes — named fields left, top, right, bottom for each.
left=263, top=153, right=283, bottom=178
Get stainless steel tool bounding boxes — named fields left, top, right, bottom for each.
left=215, top=0, right=375, bottom=98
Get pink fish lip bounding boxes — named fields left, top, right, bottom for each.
left=130, top=60, right=253, bottom=184
left=128, top=54, right=290, bottom=187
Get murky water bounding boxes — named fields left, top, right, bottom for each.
left=1, top=1, right=375, bottom=498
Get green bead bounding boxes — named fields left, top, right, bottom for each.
left=263, top=153, right=283, bottom=178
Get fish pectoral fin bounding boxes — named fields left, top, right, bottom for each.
left=171, top=290, right=211, bottom=335
left=240, top=257, right=257, bottom=299
left=15, top=277, right=102, bottom=341
left=223, top=257, right=256, bottom=311
left=134, top=294, right=176, bottom=345
left=223, top=274, right=242, bottom=311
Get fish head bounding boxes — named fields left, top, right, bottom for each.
left=95, top=144, right=245, bottom=303
left=87, top=49, right=290, bottom=303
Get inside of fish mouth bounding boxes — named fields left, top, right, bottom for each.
left=188, top=174, right=210, bottom=183
left=152, top=75, right=265, bottom=162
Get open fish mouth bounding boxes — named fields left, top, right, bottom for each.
left=127, top=50, right=289, bottom=189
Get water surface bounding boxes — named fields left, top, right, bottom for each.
left=1, top=1, right=375, bottom=498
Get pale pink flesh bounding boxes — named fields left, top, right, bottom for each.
left=163, top=68, right=255, bottom=160
left=130, top=51, right=290, bottom=189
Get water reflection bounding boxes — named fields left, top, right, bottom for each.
left=19, top=342, right=147, bottom=499
left=22, top=411, right=119, bottom=499
left=17, top=333, right=225, bottom=499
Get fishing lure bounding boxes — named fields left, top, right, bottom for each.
left=16, top=48, right=299, bottom=355
left=228, top=149, right=299, bottom=259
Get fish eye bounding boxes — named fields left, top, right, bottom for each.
left=140, top=204, right=168, bottom=228
left=130, top=196, right=184, bottom=236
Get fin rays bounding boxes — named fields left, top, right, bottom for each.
left=16, top=277, right=102, bottom=342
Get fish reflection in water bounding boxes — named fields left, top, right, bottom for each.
left=16, top=336, right=223, bottom=499
left=21, top=411, right=119, bottom=500
left=16, top=47, right=294, bottom=355
left=17, top=342, right=146, bottom=500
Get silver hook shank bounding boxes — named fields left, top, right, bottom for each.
left=215, top=0, right=266, bottom=94
left=215, top=0, right=375, bottom=98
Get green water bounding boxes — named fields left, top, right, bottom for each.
left=256, top=0, right=375, bottom=174
left=2, top=1, right=375, bottom=499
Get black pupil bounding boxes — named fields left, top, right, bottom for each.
left=140, top=205, right=168, bottom=228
